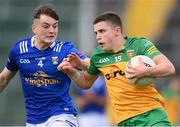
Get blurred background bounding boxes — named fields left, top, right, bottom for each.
left=0, top=0, right=180, bottom=126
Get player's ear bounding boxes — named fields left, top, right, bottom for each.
left=114, top=26, right=121, bottom=36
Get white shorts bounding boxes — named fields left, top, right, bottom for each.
left=26, top=114, right=78, bottom=127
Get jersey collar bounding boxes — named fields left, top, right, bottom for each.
left=31, top=36, right=56, bottom=49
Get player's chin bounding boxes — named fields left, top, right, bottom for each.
left=103, top=47, right=112, bottom=51
left=45, top=38, right=55, bottom=44
left=100, top=46, right=107, bottom=50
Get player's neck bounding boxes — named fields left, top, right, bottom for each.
left=112, top=37, right=125, bottom=52
left=33, top=37, right=51, bottom=50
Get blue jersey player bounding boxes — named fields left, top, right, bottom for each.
left=0, top=4, right=89, bottom=127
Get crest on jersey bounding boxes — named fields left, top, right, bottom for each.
left=127, top=49, right=134, bottom=58
left=52, top=56, right=59, bottom=65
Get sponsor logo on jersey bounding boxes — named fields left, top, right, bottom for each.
left=127, top=49, right=134, bottom=58
left=33, top=70, right=48, bottom=77
left=20, top=59, right=31, bottom=64
left=25, top=70, right=59, bottom=87
left=105, top=69, right=125, bottom=80
left=99, top=57, right=109, bottom=63
left=52, top=56, right=59, bottom=65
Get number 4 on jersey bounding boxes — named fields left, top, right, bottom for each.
left=38, top=60, right=43, bottom=67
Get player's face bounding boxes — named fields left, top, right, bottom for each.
left=32, top=14, right=58, bottom=45
left=94, top=21, right=119, bottom=51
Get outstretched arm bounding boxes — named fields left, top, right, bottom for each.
left=71, top=71, right=99, bottom=89
left=57, top=59, right=99, bottom=89
left=0, top=67, right=17, bottom=92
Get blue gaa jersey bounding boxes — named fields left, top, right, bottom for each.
left=6, top=36, right=87, bottom=124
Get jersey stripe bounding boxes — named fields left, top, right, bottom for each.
left=20, top=41, right=28, bottom=54
left=53, top=43, right=59, bottom=52
left=25, top=41, right=28, bottom=52
left=53, top=42, right=64, bottom=53
left=58, top=42, right=63, bottom=52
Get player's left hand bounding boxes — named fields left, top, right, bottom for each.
left=67, top=52, right=89, bottom=70
left=57, top=58, right=76, bottom=76
left=66, top=52, right=82, bottom=68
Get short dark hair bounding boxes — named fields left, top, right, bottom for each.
left=93, top=11, right=123, bottom=32
left=33, top=4, right=59, bottom=20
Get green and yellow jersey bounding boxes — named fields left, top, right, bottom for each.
left=87, top=37, right=165, bottom=124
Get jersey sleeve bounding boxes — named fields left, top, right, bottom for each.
left=138, top=38, right=161, bottom=58
left=6, top=46, right=18, bottom=71
left=87, top=55, right=101, bottom=75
